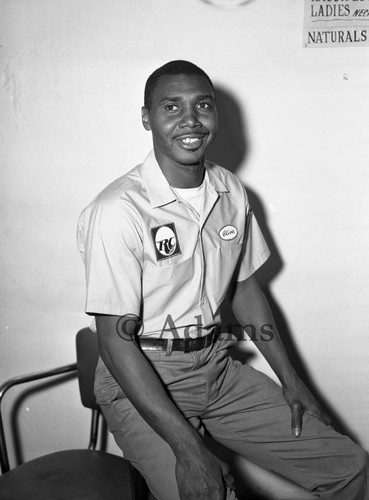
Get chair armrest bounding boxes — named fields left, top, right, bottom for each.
left=0, top=363, right=77, bottom=474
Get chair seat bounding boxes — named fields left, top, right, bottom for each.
left=0, top=449, right=132, bottom=500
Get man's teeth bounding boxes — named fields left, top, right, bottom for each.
left=182, top=137, right=200, bottom=144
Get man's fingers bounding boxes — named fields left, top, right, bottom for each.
left=220, top=461, right=235, bottom=490
left=291, top=401, right=303, bottom=437
left=322, top=412, right=333, bottom=427
left=313, top=407, right=333, bottom=428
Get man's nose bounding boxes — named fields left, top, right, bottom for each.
left=179, top=108, right=201, bottom=128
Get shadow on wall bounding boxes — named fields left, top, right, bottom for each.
left=207, top=85, right=284, bottom=287
left=206, top=86, right=361, bottom=472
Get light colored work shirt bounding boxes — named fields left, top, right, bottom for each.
left=77, top=150, right=270, bottom=338
left=173, top=182, right=205, bottom=218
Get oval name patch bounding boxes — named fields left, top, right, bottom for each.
left=219, top=225, right=238, bottom=241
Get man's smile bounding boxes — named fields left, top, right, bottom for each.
left=182, top=137, right=201, bottom=144
left=174, top=133, right=208, bottom=150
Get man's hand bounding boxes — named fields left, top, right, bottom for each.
left=230, top=277, right=333, bottom=440
left=175, top=446, right=234, bottom=499
left=282, top=376, right=332, bottom=437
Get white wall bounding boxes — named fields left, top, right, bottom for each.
left=1, top=0, right=368, bottom=476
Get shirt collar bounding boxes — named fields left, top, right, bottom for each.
left=140, top=151, right=177, bottom=208
left=205, top=160, right=229, bottom=194
left=140, top=150, right=229, bottom=208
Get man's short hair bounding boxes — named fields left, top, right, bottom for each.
left=144, top=60, right=214, bottom=110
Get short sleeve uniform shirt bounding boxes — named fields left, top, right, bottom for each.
left=77, top=151, right=270, bottom=338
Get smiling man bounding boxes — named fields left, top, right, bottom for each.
left=141, top=71, right=217, bottom=187
left=77, top=60, right=368, bottom=500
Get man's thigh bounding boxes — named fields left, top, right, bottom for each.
left=100, top=396, right=179, bottom=500
left=101, top=396, right=237, bottom=500
left=202, top=358, right=368, bottom=499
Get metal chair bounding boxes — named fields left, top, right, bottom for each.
left=0, top=327, right=150, bottom=500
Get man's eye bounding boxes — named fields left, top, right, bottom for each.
left=165, top=104, right=179, bottom=111
left=197, top=102, right=210, bottom=110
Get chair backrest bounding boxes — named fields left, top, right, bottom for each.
left=75, top=328, right=150, bottom=499
left=76, top=328, right=100, bottom=410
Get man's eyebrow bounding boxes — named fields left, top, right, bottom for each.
left=196, top=94, right=214, bottom=101
left=159, top=96, right=181, bottom=104
left=159, top=94, right=214, bottom=104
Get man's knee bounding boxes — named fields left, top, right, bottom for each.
left=355, top=446, right=369, bottom=477
left=334, top=445, right=369, bottom=498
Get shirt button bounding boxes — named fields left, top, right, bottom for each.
left=201, top=297, right=208, bottom=305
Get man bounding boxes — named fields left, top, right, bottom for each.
left=77, top=60, right=368, bottom=499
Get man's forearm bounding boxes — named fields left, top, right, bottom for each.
left=230, top=275, right=297, bottom=386
left=95, top=314, right=203, bottom=456
left=230, top=275, right=332, bottom=435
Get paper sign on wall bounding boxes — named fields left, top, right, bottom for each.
left=304, top=0, right=369, bottom=48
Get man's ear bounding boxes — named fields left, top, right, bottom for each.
left=141, top=107, right=151, bottom=131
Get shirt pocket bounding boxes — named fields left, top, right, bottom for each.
left=143, top=256, right=194, bottom=317
left=208, top=241, right=244, bottom=305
